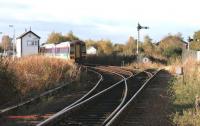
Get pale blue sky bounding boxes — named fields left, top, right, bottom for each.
left=0, top=0, right=200, bottom=43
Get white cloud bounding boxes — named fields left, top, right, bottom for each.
left=0, top=0, right=200, bottom=42
left=1, top=0, right=200, bottom=24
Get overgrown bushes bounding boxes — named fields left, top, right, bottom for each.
left=0, top=56, right=74, bottom=105
left=162, top=47, right=182, bottom=58
left=170, top=59, right=200, bottom=126
left=0, top=58, right=18, bottom=105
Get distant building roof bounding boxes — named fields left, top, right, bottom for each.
left=17, top=30, right=40, bottom=39
left=87, top=46, right=97, bottom=50
left=155, top=42, right=160, bottom=46
left=87, top=46, right=97, bottom=54
left=181, top=40, right=188, bottom=45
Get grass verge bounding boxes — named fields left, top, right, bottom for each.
left=169, top=58, right=200, bottom=126
left=0, top=56, right=75, bottom=106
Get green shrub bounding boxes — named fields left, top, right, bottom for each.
left=163, top=47, right=182, bottom=58
left=170, top=59, right=200, bottom=126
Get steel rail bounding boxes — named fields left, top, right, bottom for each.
left=37, top=66, right=127, bottom=126
left=0, top=81, right=71, bottom=114
left=100, top=67, right=151, bottom=125
left=37, top=66, right=154, bottom=126
left=61, top=65, right=127, bottom=110
left=37, top=81, right=125, bottom=126
left=93, top=66, right=129, bottom=125
left=106, top=66, right=133, bottom=78
left=102, top=67, right=134, bottom=125
left=55, top=67, right=103, bottom=111
left=144, top=71, right=153, bottom=78
left=0, top=67, right=100, bottom=114
left=105, top=69, right=161, bottom=126
left=90, top=66, right=152, bottom=125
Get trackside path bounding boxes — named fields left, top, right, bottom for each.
left=119, top=70, right=174, bottom=126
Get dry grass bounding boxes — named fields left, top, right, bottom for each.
left=126, top=61, right=164, bottom=70
left=166, top=58, right=182, bottom=74
left=0, top=56, right=75, bottom=104
left=170, top=58, right=200, bottom=126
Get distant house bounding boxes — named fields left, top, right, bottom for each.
left=16, top=30, right=40, bottom=57
left=86, top=46, right=97, bottom=55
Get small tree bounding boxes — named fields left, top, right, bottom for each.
left=113, top=44, right=124, bottom=54
left=47, top=31, right=79, bottom=44
left=1, top=35, right=12, bottom=51
left=124, top=36, right=137, bottom=55
left=0, top=43, right=3, bottom=52
left=159, top=34, right=183, bottom=50
left=163, top=46, right=182, bottom=58
left=47, top=32, right=65, bottom=44
left=190, top=31, right=200, bottom=51
left=158, top=33, right=184, bottom=58
left=85, top=39, right=97, bottom=48
left=143, top=35, right=155, bottom=55
left=97, top=39, right=113, bottom=55
left=64, top=31, right=79, bottom=41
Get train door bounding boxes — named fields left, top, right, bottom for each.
left=70, top=43, right=75, bottom=59
left=75, top=44, right=81, bottom=59
left=81, top=44, right=86, bottom=58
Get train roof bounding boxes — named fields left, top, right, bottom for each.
left=40, top=41, right=70, bottom=48
left=71, top=40, right=85, bottom=45
left=40, top=41, right=85, bottom=48
left=56, top=42, right=70, bottom=47
left=40, top=43, right=55, bottom=48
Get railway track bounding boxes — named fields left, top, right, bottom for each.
left=58, top=81, right=125, bottom=126
left=37, top=66, right=128, bottom=126
left=58, top=66, right=125, bottom=112
left=105, top=69, right=160, bottom=126
left=0, top=67, right=105, bottom=126
left=1, top=64, right=159, bottom=126
left=116, top=70, right=172, bottom=126
left=37, top=66, right=158, bottom=126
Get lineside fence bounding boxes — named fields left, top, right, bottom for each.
left=182, top=49, right=200, bottom=63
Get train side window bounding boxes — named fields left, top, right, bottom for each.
left=82, top=45, right=86, bottom=52
left=57, top=48, right=60, bottom=53
left=61, top=47, right=66, bottom=53
left=64, top=47, right=68, bottom=53
left=70, top=44, right=75, bottom=53
left=60, top=48, right=63, bottom=53
left=46, top=48, right=52, bottom=53
left=66, top=47, right=68, bottom=53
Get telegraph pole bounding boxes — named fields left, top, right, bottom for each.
left=136, top=23, right=149, bottom=54
left=9, top=25, right=15, bottom=60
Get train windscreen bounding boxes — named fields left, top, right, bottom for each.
left=70, top=44, right=74, bottom=54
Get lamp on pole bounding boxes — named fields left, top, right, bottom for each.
left=0, top=32, right=2, bottom=41
left=136, top=23, right=149, bottom=54
left=9, top=24, right=15, bottom=59
left=187, top=36, right=192, bottom=51
left=0, top=32, right=2, bottom=53
left=0, top=32, right=5, bottom=54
